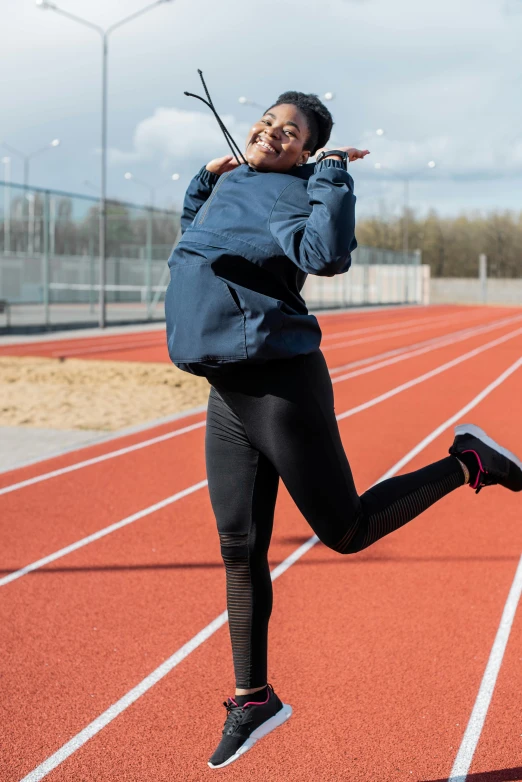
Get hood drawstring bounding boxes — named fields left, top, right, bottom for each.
left=184, top=70, right=248, bottom=167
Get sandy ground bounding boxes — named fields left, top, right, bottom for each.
left=0, top=357, right=210, bottom=431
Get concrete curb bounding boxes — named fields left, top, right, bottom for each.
left=0, top=403, right=208, bottom=477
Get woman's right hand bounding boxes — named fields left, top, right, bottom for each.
left=206, top=155, right=241, bottom=175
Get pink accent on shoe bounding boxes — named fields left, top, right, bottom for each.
left=462, top=449, right=487, bottom=490
left=229, top=686, right=270, bottom=710
left=240, top=688, right=270, bottom=709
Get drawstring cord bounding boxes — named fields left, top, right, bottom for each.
left=184, top=70, right=248, bottom=167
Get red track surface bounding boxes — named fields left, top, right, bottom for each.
left=1, top=304, right=522, bottom=782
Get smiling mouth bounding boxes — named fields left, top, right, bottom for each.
left=253, top=136, right=279, bottom=155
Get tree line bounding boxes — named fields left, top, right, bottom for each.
left=356, top=210, right=522, bottom=278
left=0, top=190, right=180, bottom=259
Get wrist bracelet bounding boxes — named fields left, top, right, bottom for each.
left=315, top=149, right=349, bottom=169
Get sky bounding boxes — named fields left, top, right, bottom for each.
left=1, top=0, right=521, bottom=218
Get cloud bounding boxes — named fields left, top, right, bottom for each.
left=358, top=130, right=522, bottom=180
left=108, top=107, right=251, bottom=169
left=503, top=0, right=522, bottom=13
left=109, top=104, right=522, bottom=182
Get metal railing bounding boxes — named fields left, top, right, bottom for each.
left=0, top=181, right=426, bottom=332
left=0, top=180, right=179, bottom=329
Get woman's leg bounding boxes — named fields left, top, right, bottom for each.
left=211, top=351, right=466, bottom=555
left=205, top=385, right=280, bottom=691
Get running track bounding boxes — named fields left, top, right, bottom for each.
left=1, top=304, right=522, bottom=782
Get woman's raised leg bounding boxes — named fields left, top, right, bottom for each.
left=210, top=352, right=472, bottom=555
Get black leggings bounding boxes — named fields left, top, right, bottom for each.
left=205, top=350, right=464, bottom=688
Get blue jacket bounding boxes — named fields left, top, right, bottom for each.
left=165, top=157, right=357, bottom=376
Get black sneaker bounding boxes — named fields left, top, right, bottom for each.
left=208, top=683, right=292, bottom=769
left=449, top=423, right=522, bottom=494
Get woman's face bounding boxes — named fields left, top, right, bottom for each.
left=245, top=103, right=312, bottom=173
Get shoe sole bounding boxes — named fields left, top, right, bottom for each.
left=455, top=423, right=522, bottom=474
left=207, top=703, right=293, bottom=769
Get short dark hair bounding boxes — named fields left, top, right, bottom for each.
left=266, top=91, right=334, bottom=154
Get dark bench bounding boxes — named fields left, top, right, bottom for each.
left=0, top=299, right=11, bottom=328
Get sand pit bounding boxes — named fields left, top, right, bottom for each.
left=0, top=356, right=210, bottom=431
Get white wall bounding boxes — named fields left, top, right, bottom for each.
left=430, top=278, right=522, bottom=306
left=302, top=264, right=430, bottom=309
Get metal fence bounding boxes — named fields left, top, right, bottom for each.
left=0, top=180, right=179, bottom=330
left=0, top=181, right=427, bottom=332
left=303, top=247, right=430, bottom=309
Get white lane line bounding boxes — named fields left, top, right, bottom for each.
left=19, top=356, right=522, bottom=782
left=1, top=314, right=517, bottom=497
left=4, top=333, right=522, bottom=587
left=19, top=536, right=320, bottom=782
left=376, top=356, right=522, bottom=481
left=329, top=313, right=522, bottom=376
left=448, top=554, right=522, bottom=782
left=0, top=419, right=206, bottom=498
left=0, top=404, right=209, bottom=478
left=0, top=481, right=208, bottom=587
left=322, top=311, right=491, bottom=351
left=52, top=337, right=166, bottom=359
left=53, top=311, right=459, bottom=357
left=335, top=326, right=522, bottom=420
left=321, top=309, right=483, bottom=341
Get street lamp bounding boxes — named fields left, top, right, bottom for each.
left=123, top=171, right=180, bottom=207
left=374, top=160, right=437, bottom=259
left=0, top=138, right=60, bottom=188
left=2, top=157, right=11, bottom=253
left=37, top=0, right=174, bottom=328
left=1, top=156, right=10, bottom=181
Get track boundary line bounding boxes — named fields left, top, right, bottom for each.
left=2, top=317, right=521, bottom=497
left=335, top=326, right=522, bottom=420
left=1, top=313, right=519, bottom=480
left=322, top=311, right=488, bottom=351
left=0, top=404, right=208, bottom=478
left=53, top=312, right=455, bottom=357
left=0, top=304, right=425, bottom=348
left=18, top=355, right=522, bottom=782
left=330, top=313, right=522, bottom=379
left=448, top=553, right=522, bottom=782
left=0, top=419, right=207, bottom=498
left=0, top=481, right=208, bottom=587
left=10, top=309, right=475, bottom=359
left=3, top=338, right=522, bottom=585
left=321, top=308, right=485, bottom=342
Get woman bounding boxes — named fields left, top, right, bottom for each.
left=165, top=92, right=522, bottom=769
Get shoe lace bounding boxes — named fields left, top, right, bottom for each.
left=474, top=469, right=495, bottom=494
left=221, top=700, right=246, bottom=733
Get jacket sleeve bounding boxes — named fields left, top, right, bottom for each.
left=180, top=166, right=220, bottom=234
left=269, top=158, right=357, bottom=277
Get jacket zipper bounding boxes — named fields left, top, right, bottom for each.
left=198, top=170, right=234, bottom=225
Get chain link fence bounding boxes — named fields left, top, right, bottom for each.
left=0, top=181, right=428, bottom=333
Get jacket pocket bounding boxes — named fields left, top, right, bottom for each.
left=165, top=261, right=247, bottom=363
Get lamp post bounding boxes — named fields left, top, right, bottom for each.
left=123, top=171, right=180, bottom=208
left=123, top=172, right=180, bottom=318
left=1, top=138, right=60, bottom=188
left=374, top=161, right=437, bottom=259
left=2, top=156, right=11, bottom=253
left=36, top=0, right=174, bottom=328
